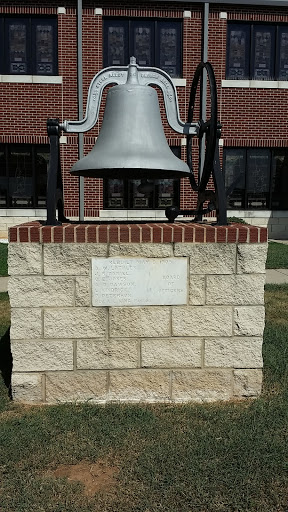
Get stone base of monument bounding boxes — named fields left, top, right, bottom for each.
left=8, top=221, right=267, bottom=404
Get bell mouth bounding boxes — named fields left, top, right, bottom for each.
left=70, top=167, right=191, bottom=179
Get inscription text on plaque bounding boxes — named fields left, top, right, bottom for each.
left=92, top=257, right=188, bottom=306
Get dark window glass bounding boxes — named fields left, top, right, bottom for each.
left=278, top=27, right=288, bottom=80
left=271, top=150, right=288, bottom=209
left=247, top=149, right=270, bottom=208
left=224, top=147, right=288, bottom=210
left=224, top=149, right=246, bottom=209
left=252, top=26, right=275, bottom=79
left=104, top=147, right=181, bottom=209
left=35, top=148, right=49, bottom=207
left=158, top=21, right=181, bottom=77
left=227, top=25, right=250, bottom=79
left=227, top=22, right=288, bottom=80
left=9, top=147, right=33, bottom=207
left=8, top=21, right=27, bottom=74
left=104, top=19, right=182, bottom=78
left=0, top=146, right=8, bottom=207
left=1, top=17, right=57, bottom=75
left=0, top=144, right=48, bottom=208
left=106, top=179, right=125, bottom=208
left=35, top=22, right=55, bottom=75
left=131, top=21, right=153, bottom=67
left=105, top=21, right=128, bottom=66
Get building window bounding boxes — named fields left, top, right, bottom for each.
left=0, top=17, right=57, bottom=75
left=104, top=178, right=180, bottom=209
left=226, top=23, right=288, bottom=80
left=0, top=144, right=49, bottom=208
left=224, top=148, right=288, bottom=210
left=103, top=18, right=182, bottom=77
left=104, top=147, right=181, bottom=209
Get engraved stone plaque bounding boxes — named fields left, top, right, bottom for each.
left=92, top=258, right=188, bottom=306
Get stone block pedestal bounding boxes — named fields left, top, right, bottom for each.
left=8, top=221, right=267, bottom=404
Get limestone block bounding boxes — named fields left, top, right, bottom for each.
left=45, top=370, right=107, bottom=403
left=141, top=338, right=202, bottom=368
left=189, top=275, right=205, bottom=305
left=172, top=306, right=232, bottom=337
left=44, top=308, right=107, bottom=339
left=234, top=306, right=265, bottom=336
left=237, top=244, right=268, bottom=274
left=12, top=373, right=43, bottom=403
left=75, top=277, right=91, bottom=306
left=9, top=276, right=75, bottom=307
left=12, top=339, right=74, bottom=371
left=233, top=369, right=263, bottom=397
left=43, top=243, right=107, bottom=275
left=109, top=307, right=170, bottom=338
left=77, top=339, right=139, bottom=369
left=206, top=275, right=265, bottom=305
left=8, top=243, right=42, bottom=275
left=172, top=369, right=232, bottom=402
left=109, top=243, right=173, bottom=258
left=175, top=243, right=236, bottom=274
left=108, top=369, right=170, bottom=401
left=204, top=337, right=263, bottom=368
left=11, top=308, right=42, bottom=339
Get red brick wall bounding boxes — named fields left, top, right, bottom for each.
left=1, top=0, right=288, bottom=216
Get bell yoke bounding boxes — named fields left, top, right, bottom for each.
left=46, top=56, right=227, bottom=225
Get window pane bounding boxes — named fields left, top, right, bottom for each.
left=106, top=179, right=125, bottom=208
left=129, top=179, right=154, bottom=209
left=0, top=148, right=7, bottom=207
left=156, top=179, right=178, bottom=208
left=224, top=149, right=246, bottom=209
left=35, top=23, right=54, bottom=74
left=35, top=148, right=49, bottom=207
left=132, top=22, right=153, bottom=67
left=271, top=150, right=288, bottom=209
left=8, top=148, right=33, bottom=207
left=247, top=149, right=270, bottom=208
left=227, top=25, right=250, bottom=79
left=104, top=22, right=128, bottom=66
left=278, top=28, right=288, bottom=80
left=158, top=22, right=181, bottom=77
left=253, top=26, right=275, bottom=79
left=8, top=21, right=27, bottom=74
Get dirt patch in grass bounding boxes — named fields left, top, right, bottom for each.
left=47, top=459, right=119, bottom=496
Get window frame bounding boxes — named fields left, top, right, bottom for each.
left=224, top=147, right=288, bottom=210
left=103, top=178, right=180, bottom=210
left=0, top=15, right=58, bottom=76
left=0, top=143, right=49, bottom=208
left=103, top=17, right=182, bottom=78
left=226, top=21, right=288, bottom=80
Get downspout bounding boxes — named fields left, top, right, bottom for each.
left=200, top=2, right=209, bottom=178
left=77, top=0, right=84, bottom=221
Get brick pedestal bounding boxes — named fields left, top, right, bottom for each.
left=8, top=221, right=267, bottom=404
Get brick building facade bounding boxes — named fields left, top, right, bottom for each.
left=1, top=0, right=288, bottom=237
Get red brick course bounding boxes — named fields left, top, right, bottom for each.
left=9, top=221, right=268, bottom=244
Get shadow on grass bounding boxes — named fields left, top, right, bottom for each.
left=0, top=327, right=12, bottom=399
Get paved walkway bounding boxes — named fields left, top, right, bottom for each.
left=265, top=269, right=288, bottom=284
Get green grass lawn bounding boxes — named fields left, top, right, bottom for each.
left=0, top=242, right=8, bottom=276
left=266, top=241, right=288, bottom=269
left=0, top=283, right=288, bottom=511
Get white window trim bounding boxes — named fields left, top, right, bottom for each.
left=0, top=75, right=63, bottom=84
left=172, top=78, right=186, bottom=87
left=222, top=79, right=288, bottom=89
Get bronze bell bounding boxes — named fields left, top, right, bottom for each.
left=70, top=65, right=190, bottom=180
